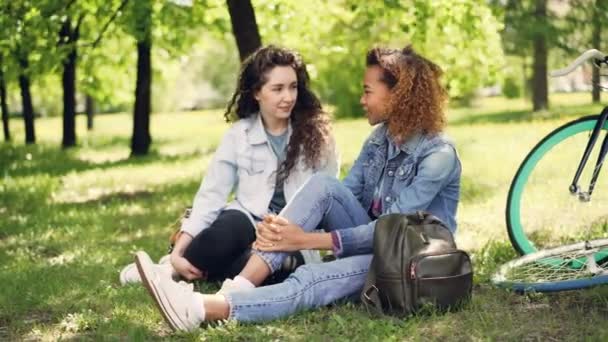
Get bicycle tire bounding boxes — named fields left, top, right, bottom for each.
left=506, top=115, right=608, bottom=255
left=492, top=238, right=608, bottom=292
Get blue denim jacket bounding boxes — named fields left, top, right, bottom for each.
left=337, top=123, right=461, bottom=257
left=181, top=114, right=339, bottom=238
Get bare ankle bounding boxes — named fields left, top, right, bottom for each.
left=238, top=254, right=271, bottom=286
left=202, top=294, right=230, bottom=320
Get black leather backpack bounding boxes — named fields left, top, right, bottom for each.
left=361, top=211, right=473, bottom=317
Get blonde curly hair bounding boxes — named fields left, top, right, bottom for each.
left=366, top=45, right=447, bottom=141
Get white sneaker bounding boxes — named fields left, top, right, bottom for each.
left=135, top=251, right=202, bottom=332
left=119, top=254, right=175, bottom=285
left=216, top=275, right=255, bottom=295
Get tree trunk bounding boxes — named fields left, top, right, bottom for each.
left=18, top=56, right=35, bottom=144
left=60, top=18, right=78, bottom=148
left=532, top=0, right=549, bottom=112
left=0, top=58, right=10, bottom=142
left=591, top=0, right=601, bottom=103
left=131, top=39, right=152, bottom=156
left=86, top=94, right=95, bottom=130
left=226, top=0, right=262, bottom=61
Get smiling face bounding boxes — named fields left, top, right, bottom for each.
left=255, top=65, right=298, bottom=122
left=360, top=65, right=391, bottom=125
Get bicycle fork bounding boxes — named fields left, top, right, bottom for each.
left=570, top=108, right=608, bottom=201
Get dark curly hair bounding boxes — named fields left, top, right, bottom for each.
left=366, top=45, right=447, bottom=141
left=224, top=45, right=331, bottom=182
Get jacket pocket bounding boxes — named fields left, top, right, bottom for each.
left=237, top=154, right=266, bottom=175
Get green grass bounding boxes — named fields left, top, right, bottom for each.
left=2, top=93, right=608, bottom=340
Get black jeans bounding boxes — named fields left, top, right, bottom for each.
left=183, top=209, right=255, bottom=281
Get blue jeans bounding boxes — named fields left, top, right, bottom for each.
left=256, top=174, right=371, bottom=273
left=224, top=174, right=373, bottom=321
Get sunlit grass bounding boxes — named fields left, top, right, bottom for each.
left=2, top=93, right=608, bottom=340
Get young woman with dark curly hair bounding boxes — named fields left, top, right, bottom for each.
left=134, top=45, right=461, bottom=331
left=120, top=45, right=338, bottom=286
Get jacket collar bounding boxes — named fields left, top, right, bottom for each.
left=369, top=123, right=423, bottom=154
left=246, top=113, right=292, bottom=145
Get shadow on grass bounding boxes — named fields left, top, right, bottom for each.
left=0, top=143, right=215, bottom=179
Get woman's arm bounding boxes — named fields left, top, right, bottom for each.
left=180, top=127, right=239, bottom=238
left=334, top=146, right=459, bottom=257
left=341, top=137, right=370, bottom=201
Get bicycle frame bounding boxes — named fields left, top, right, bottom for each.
left=570, top=107, right=608, bottom=200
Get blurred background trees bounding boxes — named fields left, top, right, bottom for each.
left=1, top=0, right=606, bottom=155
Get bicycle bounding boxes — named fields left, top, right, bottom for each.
left=493, top=49, right=608, bottom=292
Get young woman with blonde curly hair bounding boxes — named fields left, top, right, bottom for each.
left=134, top=45, right=461, bottom=331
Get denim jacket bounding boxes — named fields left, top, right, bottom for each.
left=182, top=114, right=340, bottom=238
left=336, top=123, right=461, bottom=257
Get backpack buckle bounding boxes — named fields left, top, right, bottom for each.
left=363, top=284, right=379, bottom=301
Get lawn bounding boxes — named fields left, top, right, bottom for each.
left=1, top=93, right=608, bottom=340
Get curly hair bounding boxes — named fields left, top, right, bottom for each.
left=366, top=45, right=447, bottom=141
left=224, top=45, right=331, bottom=182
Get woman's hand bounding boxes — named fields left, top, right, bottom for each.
left=169, top=231, right=205, bottom=280
left=254, top=215, right=306, bottom=252
left=170, top=253, right=205, bottom=281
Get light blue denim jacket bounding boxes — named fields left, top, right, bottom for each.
left=336, top=123, right=461, bottom=257
left=181, top=114, right=340, bottom=238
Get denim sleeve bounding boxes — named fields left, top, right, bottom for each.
left=341, top=138, right=369, bottom=201
left=181, top=127, right=238, bottom=237
left=335, top=145, right=458, bottom=258
left=334, top=220, right=377, bottom=257
left=387, top=144, right=457, bottom=215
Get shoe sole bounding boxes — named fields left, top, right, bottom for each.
left=134, top=252, right=183, bottom=332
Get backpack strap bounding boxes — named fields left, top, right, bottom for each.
left=361, top=284, right=384, bottom=316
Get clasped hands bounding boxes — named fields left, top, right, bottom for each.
left=253, top=214, right=306, bottom=252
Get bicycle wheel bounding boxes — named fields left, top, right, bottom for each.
left=492, top=238, right=608, bottom=292
left=506, top=115, right=608, bottom=255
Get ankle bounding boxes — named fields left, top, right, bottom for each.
left=202, top=294, right=230, bottom=320
left=239, top=255, right=272, bottom=286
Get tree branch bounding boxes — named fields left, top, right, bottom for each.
left=88, top=0, right=129, bottom=49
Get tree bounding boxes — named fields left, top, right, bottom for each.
left=532, top=0, right=548, bottom=111
left=18, top=51, right=36, bottom=144
left=121, top=0, right=206, bottom=156
left=3, top=3, right=45, bottom=144
left=59, top=15, right=83, bottom=148
left=0, top=55, right=9, bottom=142
left=226, top=0, right=261, bottom=61
left=550, top=0, right=608, bottom=104
left=1, top=2, right=64, bottom=144
left=497, top=0, right=565, bottom=111
left=129, top=0, right=153, bottom=156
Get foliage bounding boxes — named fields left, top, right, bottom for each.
left=255, top=0, right=505, bottom=117
left=502, top=76, right=521, bottom=98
